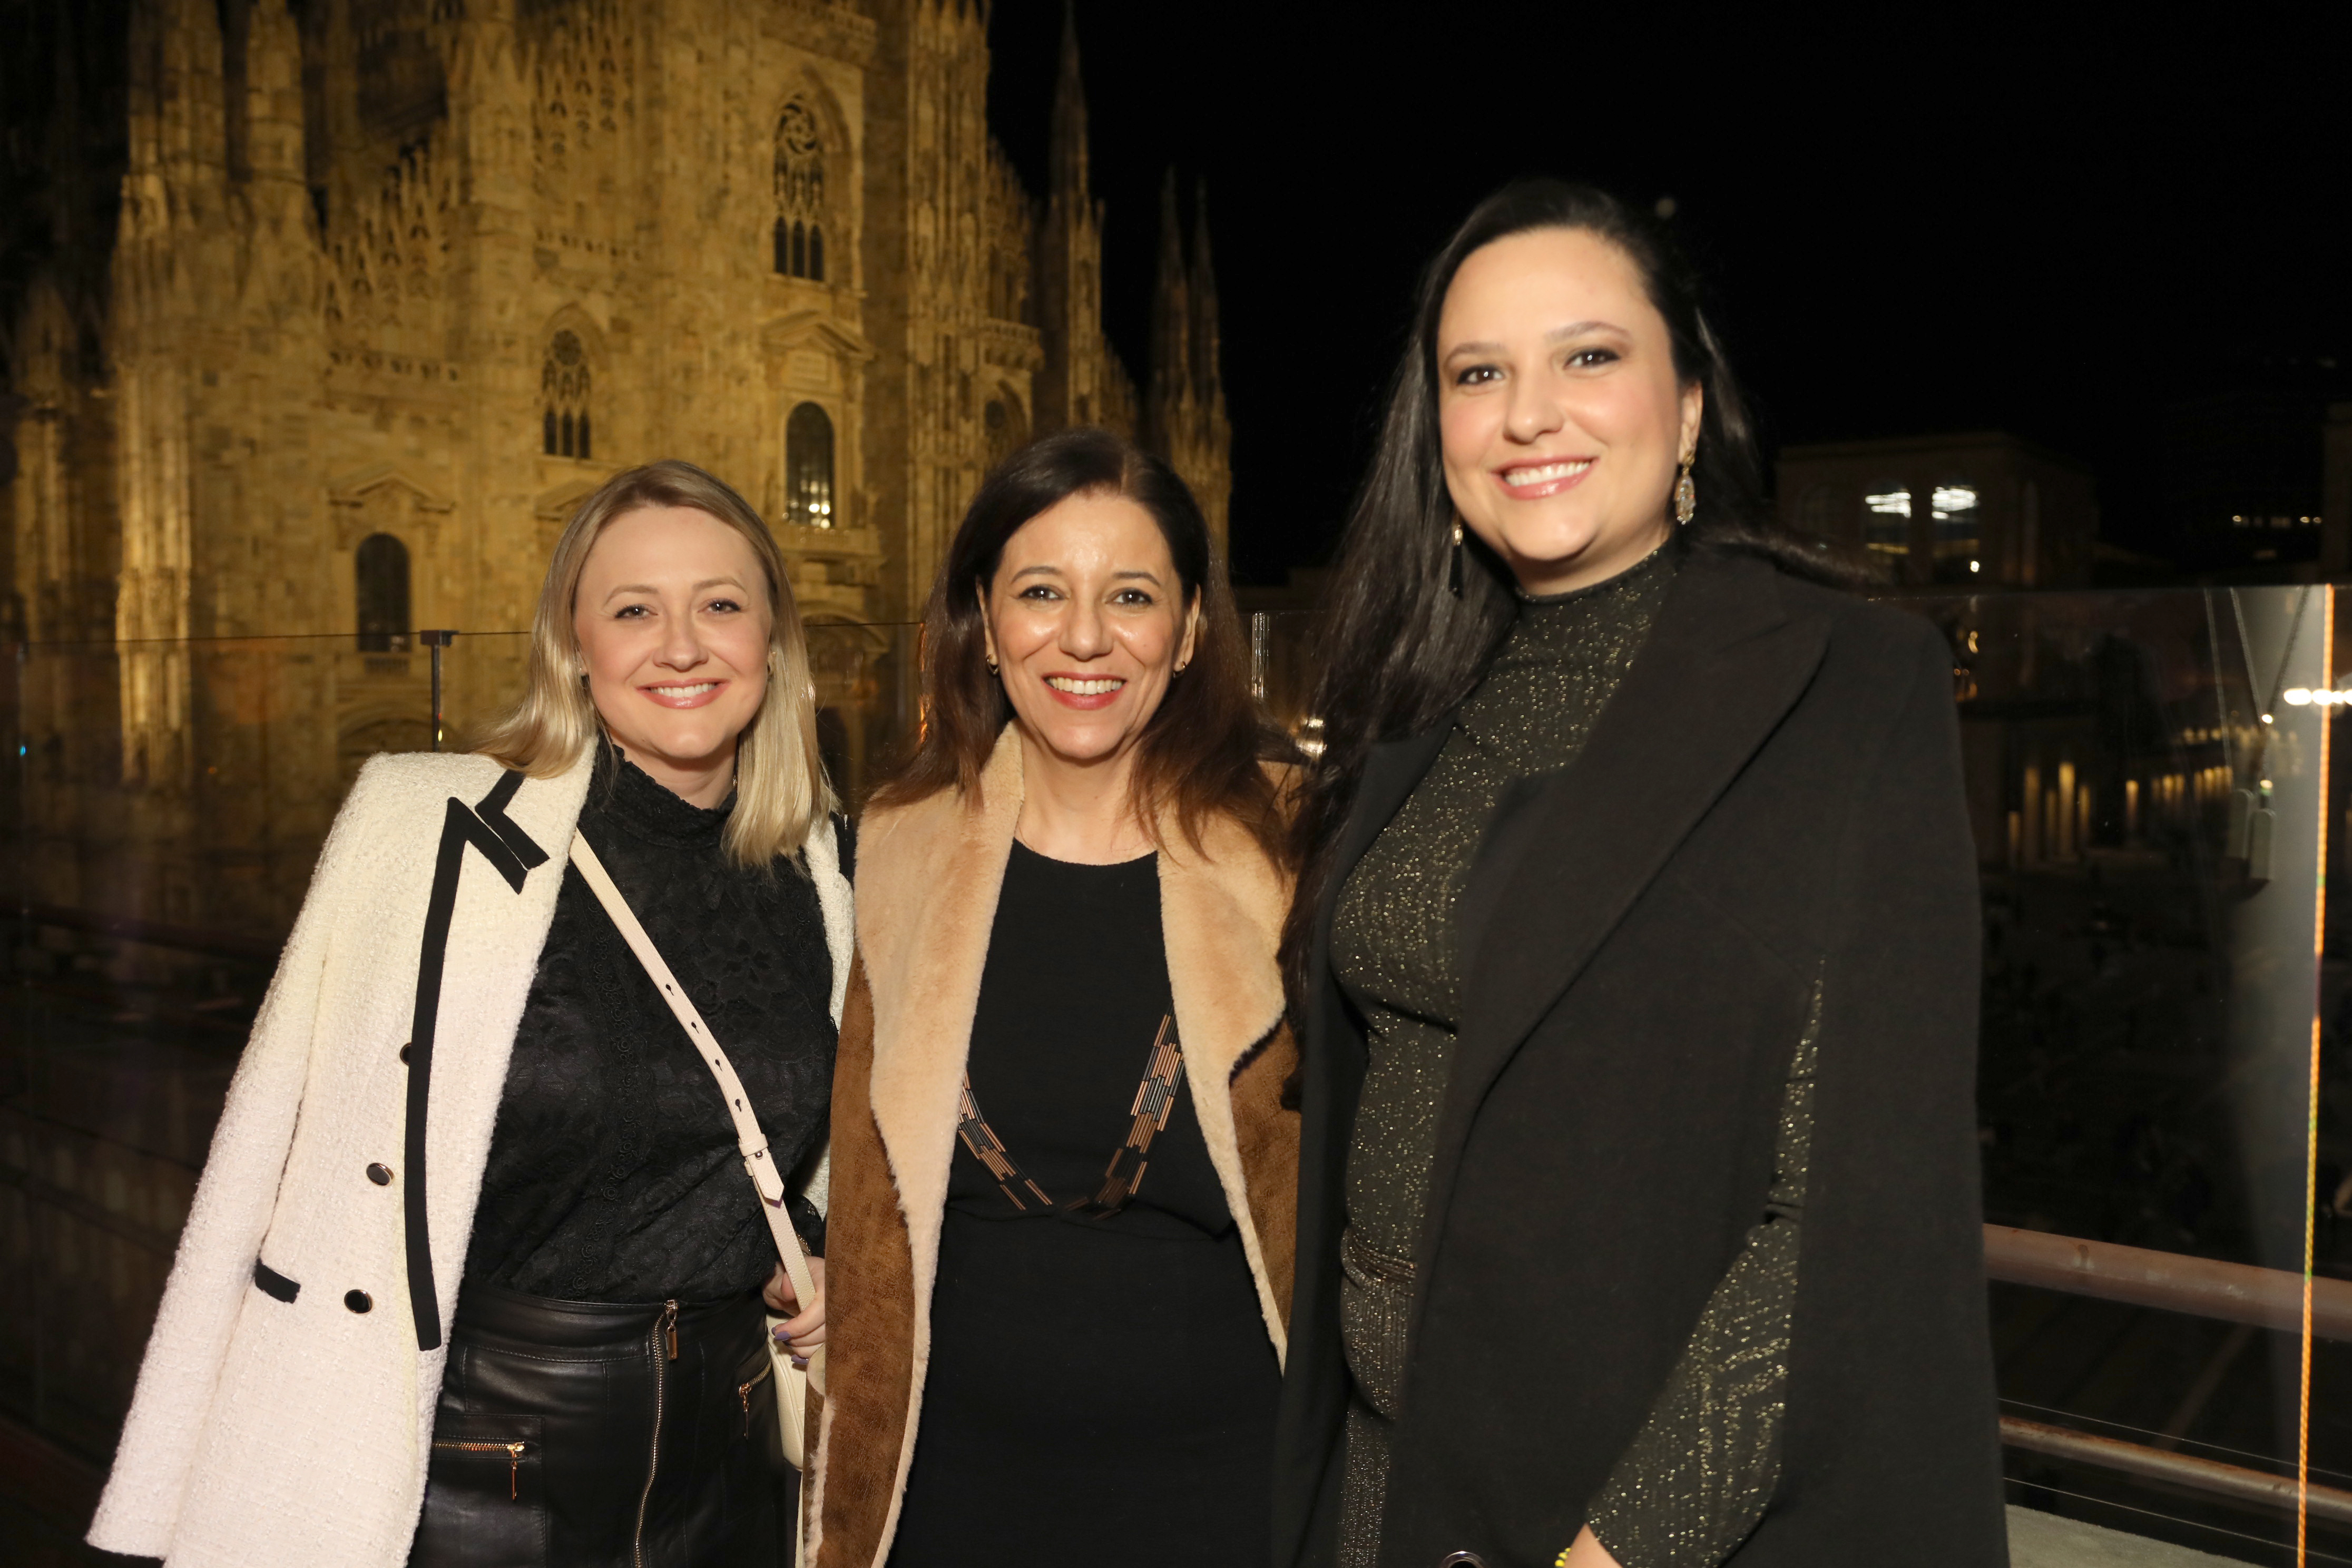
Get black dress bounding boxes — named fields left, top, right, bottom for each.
left=886, top=842, right=1282, bottom=1568
left=411, top=743, right=840, bottom=1567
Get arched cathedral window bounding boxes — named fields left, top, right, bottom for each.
left=786, top=401, right=836, bottom=527
left=542, top=329, right=592, bottom=458
left=357, top=533, right=411, bottom=652
left=773, top=100, right=826, bottom=282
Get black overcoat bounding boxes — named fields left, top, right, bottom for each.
left=1273, top=548, right=2007, bottom=1568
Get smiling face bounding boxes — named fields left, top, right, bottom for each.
left=573, top=504, right=773, bottom=805
left=981, top=489, right=1200, bottom=778
left=1436, top=226, right=1703, bottom=596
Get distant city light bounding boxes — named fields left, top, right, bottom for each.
left=1865, top=489, right=1913, bottom=517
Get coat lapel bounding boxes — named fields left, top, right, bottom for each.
left=1427, top=553, right=1829, bottom=1244
left=855, top=729, right=1023, bottom=1308
left=1160, top=808, right=1293, bottom=1357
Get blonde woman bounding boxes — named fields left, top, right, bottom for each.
left=89, top=461, right=851, bottom=1568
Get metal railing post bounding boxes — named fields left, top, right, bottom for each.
left=420, top=630, right=457, bottom=751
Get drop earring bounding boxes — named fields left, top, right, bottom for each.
left=1448, top=517, right=1464, bottom=597
left=1674, top=455, right=1698, bottom=525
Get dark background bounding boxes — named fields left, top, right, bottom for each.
left=986, top=2, right=2351, bottom=584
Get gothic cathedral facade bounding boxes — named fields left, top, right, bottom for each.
left=4, top=0, right=1231, bottom=934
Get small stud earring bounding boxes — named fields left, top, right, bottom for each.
left=1674, top=455, right=1698, bottom=525
left=985, top=654, right=999, bottom=675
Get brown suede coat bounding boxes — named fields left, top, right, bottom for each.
left=812, top=728, right=1300, bottom=1568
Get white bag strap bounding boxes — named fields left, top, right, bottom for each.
left=569, top=830, right=820, bottom=1318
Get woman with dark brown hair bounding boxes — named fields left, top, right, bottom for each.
left=1273, top=181, right=2003, bottom=1567
left=813, top=427, right=1301, bottom=1568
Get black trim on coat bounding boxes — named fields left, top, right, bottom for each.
left=401, top=772, right=547, bottom=1353
left=252, top=1259, right=300, bottom=1302
left=476, top=769, right=552, bottom=876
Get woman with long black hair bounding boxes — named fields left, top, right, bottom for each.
left=1273, top=181, right=2005, bottom=1568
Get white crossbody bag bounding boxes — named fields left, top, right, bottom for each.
left=569, top=831, right=827, bottom=1470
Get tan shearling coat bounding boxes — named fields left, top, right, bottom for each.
left=813, top=728, right=1300, bottom=1568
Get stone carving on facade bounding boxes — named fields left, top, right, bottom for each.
left=5, top=0, right=1231, bottom=936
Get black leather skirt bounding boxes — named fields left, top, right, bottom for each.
left=408, top=1282, right=786, bottom=1568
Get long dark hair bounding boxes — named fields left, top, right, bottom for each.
left=874, top=426, right=1288, bottom=865
left=1284, top=179, right=1852, bottom=993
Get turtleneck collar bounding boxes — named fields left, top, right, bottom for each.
left=583, top=736, right=734, bottom=851
left=1516, top=534, right=1679, bottom=610
left=1492, top=536, right=1681, bottom=664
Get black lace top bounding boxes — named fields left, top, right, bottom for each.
left=461, top=742, right=840, bottom=1304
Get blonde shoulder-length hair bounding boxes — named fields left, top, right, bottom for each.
left=476, top=459, right=835, bottom=868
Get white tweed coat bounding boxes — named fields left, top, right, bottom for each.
left=86, top=748, right=853, bottom=1568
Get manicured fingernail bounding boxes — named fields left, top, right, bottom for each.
left=790, top=1354, right=810, bottom=1369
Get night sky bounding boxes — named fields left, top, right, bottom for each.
left=986, top=3, right=2350, bottom=584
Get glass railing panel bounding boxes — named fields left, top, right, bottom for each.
left=805, top=620, right=922, bottom=809
left=8, top=592, right=2347, bottom=1562
left=1906, top=583, right=2345, bottom=1564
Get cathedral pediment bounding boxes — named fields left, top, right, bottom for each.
left=760, top=311, right=875, bottom=364
left=535, top=476, right=609, bottom=522
left=327, top=463, right=455, bottom=514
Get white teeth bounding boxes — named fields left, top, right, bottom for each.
left=649, top=681, right=718, bottom=698
left=1045, top=676, right=1123, bottom=695
left=1505, top=459, right=1593, bottom=485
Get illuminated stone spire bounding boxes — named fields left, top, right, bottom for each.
left=1149, top=166, right=1192, bottom=413
left=1190, top=177, right=1221, bottom=407
left=1047, top=1, right=1089, bottom=205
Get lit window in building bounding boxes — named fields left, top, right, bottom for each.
left=1863, top=488, right=1911, bottom=562
left=541, top=330, right=591, bottom=459
left=773, top=101, right=826, bottom=282
left=786, top=401, right=836, bottom=527
left=356, top=533, right=410, bottom=652
left=1930, top=484, right=1981, bottom=583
